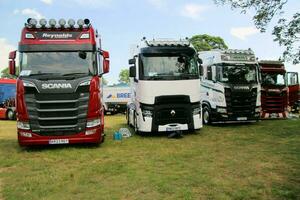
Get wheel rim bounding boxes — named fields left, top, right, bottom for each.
left=7, top=110, right=14, bottom=119
left=203, top=110, right=209, bottom=124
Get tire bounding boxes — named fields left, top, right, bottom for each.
left=126, top=109, right=130, bottom=125
left=6, top=110, right=15, bottom=120
left=202, top=106, right=211, bottom=125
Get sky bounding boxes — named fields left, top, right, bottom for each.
left=0, top=0, right=299, bottom=84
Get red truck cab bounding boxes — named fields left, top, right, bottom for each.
left=8, top=18, right=109, bottom=146
left=259, top=60, right=288, bottom=118
left=0, top=78, right=16, bottom=120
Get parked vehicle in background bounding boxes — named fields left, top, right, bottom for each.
left=199, top=49, right=261, bottom=124
left=8, top=18, right=110, bottom=146
left=103, top=84, right=130, bottom=114
left=259, top=60, right=288, bottom=118
left=127, top=38, right=202, bottom=134
left=287, top=72, right=300, bottom=112
left=0, top=78, right=16, bottom=120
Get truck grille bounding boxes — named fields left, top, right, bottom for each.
left=153, top=95, right=192, bottom=125
left=25, top=86, right=89, bottom=136
left=261, top=91, right=287, bottom=113
left=225, top=88, right=257, bottom=117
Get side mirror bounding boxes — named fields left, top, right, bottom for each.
left=8, top=50, right=17, bottom=75
left=129, top=58, right=135, bottom=65
left=129, top=66, right=136, bottom=77
left=197, top=58, right=203, bottom=65
left=102, top=50, right=110, bottom=74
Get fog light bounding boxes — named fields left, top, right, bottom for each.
left=17, top=121, right=30, bottom=130
left=19, top=131, right=32, bottom=138
left=193, top=107, right=201, bottom=115
left=58, top=18, right=66, bottom=27
left=217, top=107, right=227, bottom=113
left=77, top=19, right=84, bottom=27
left=86, top=118, right=101, bottom=128
left=142, top=110, right=152, bottom=117
left=49, top=19, right=56, bottom=27
left=85, top=129, right=97, bottom=135
left=68, top=19, right=75, bottom=27
left=39, top=18, right=47, bottom=27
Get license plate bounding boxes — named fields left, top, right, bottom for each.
left=237, top=117, right=247, bottom=121
left=166, top=127, right=181, bottom=132
left=49, top=139, right=69, bottom=144
left=270, top=113, right=278, bottom=118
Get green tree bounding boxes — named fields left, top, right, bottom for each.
left=214, top=0, right=300, bottom=64
left=189, top=34, right=228, bottom=52
left=119, top=69, right=129, bottom=84
left=1, top=67, right=17, bottom=79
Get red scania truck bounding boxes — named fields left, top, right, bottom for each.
left=259, top=60, right=288, bottom=118
left=8, top=18, right=109, bottom=146
left=0, top=78, right=16, bottom=120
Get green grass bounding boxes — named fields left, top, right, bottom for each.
left=0, top=116, right=300, bottom=200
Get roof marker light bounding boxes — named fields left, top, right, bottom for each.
left=39, top=19, right=47, bottom=27
left=68, top=19, right=75, bottom=28
left=49, top=19, right=56, bottom=28
left=58, top=18, right=66, bottom=28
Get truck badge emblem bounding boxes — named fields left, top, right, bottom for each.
left=41, top=83, right=72, bottom=89
left=170, top=110, right=176, bottom=116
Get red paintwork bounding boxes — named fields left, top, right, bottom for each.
left=259, top=61, right=288, bottom=119
left=18, top=126, right=103, bottom=146
left=15, top=24, right=108, bottom=146
left=0, top=108, right=7, bottom=119
left=19, top=26, right=96, bottom=46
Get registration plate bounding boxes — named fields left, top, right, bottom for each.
left=270, top=113, right=278, bottom=118
left=166, top=127, right=181, bottom=132
left=49, top=139, right=69, bottom=145
left=237, top=117, right=247, bottom=121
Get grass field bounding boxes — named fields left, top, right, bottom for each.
left=0, top=116, right=300, bottom=200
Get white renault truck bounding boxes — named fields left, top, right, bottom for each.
left=127, top=38, right=203, bottom=134
left=199, top=49, right=261, bottom=124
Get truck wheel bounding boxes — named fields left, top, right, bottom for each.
left=7, top=110, right=15, bottom=120
left=202, top=106, right=211, bottom=125
left=126, top=109, right=130, bottom=125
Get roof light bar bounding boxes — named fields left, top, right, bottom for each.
left=49, top=19, right=56, bottom=28
left=68, top=19, right=75, bottom=28
left=58, top=18, right=66, bottom=28
left=146, top=38, right=190, bottom=47
left=77, top=19, right=84, bottom=28
left=39, top=19, right=47, bottom=27
left=26, top=18, right=38, bottom=28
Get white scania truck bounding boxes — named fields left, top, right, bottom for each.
left=199, top=49, right=261, bottom=124
left=127, top=38, right=203, bottom=134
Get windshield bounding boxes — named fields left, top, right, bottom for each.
left=262, top=73, right=286, bottom=86
left=19, top=52, right=96, bottom=78
left=140, top=54, right=199, bottom=80
left=216, top=64, right=257, bottom=84
left=0, top=84, right=16, bottom=104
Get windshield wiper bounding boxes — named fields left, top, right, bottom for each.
left=62, top=72, right=88, bottom=77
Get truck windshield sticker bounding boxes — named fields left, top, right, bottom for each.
left=36, top=32, right=80, bottom=40
left=20, top=70, right=31, bottom=76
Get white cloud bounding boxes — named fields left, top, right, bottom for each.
left=180, top=3, right=208, bottom=20
left=40, top=0, right=53, bottom=5
left=72, top=0, right=112, bottom=7
left=230, top=26, right=260, bottom=40
left=148, top=0, right=166, bottom=9
left=13, top=8, right=45, bottom=19
left=0, top=38, right=16, bottom=72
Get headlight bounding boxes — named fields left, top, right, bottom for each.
left=17, top=121, right=30, bottom=130
left=193, top=107, right=201, bottom=115
left=86, top=118, right=101, bottom=128
left=142, top=110, right=152, bottom=117
left=217, top=107, right=227, bottom=113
